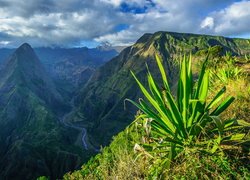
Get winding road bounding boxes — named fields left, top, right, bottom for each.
left=60, top=99, right=88, bottom=150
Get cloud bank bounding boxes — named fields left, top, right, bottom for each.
left=0, top=0, right=249, bottom=47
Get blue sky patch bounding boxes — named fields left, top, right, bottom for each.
left=119, top=0, right=156, bottom=14
left=113, top=24, right=130, bottom=32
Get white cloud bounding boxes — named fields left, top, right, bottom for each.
left=100, top=0, right=123, bottom=7
left=0, top=0, right=122, bottom=47
left=0, top=0, right=248, bottom=47
left=95, top=0, right=206, bottom=45
left=200, top=1, right=250, bottom=36
left=201, top=17, right=214, bottom=29
left=100, top=0, right=148, bottom=7
left=95, top=30, right=141, bottom=46
left=0, top=41, right=10, bottom=46
left=95, top=0, right=244, bottom=45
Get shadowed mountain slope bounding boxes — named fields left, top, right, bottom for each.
left=0, top=43, right=85, bottom=180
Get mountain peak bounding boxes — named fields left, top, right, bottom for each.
left=8, top=43, right=41, bottom=67
left=20, top=42, right=32, bottom=48
left=15, top=43, right=34, bottom=54
left=0, top=41, right=63, bottom=110
left=136, top=33, right=153, bottom=43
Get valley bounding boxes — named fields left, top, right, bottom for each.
left=0, top=43, right=119, bottom=179
left=60, top=98, right=88, bottom=150
left=0, top=31, right=249, bottom=180
left=0, top=1, right=249, bottom=179
left=73, top=31, right=250, bottom=147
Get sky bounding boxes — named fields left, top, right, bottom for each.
left=0, top=0, right=249, bottom=48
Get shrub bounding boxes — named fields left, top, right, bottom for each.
left=128, top=54, right=249, bottom=176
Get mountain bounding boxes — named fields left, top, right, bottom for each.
left=34, top=46, right=119, bottom=70
left=34, top=46, right=119, bottom=87
left=96, top=42, right=126, bottom=53
left=61, top=31, right=250, bottom=179
left=0, top=43, right=65, bottom=110
left=72, top=31, right=250, bottom=147
left=51, top=47, right=117, bottom=87
left=0, top=46, right=119, bottom=88
left=0, top=43, right=87, bottom=180
left=0, top=49, right=15, bottom=69
left=1, top=32, right=249, bottom=179
left=0, top=43, right=121, bottom=179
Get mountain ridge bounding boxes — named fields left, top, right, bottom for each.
left=0, top=32, right=249, bottom=179
left=0, top=43, right=65, bottom=112
left=73, top=31, right=250, bottom=147
left=0, top=44, right=120, bottom=88
left=0, top=43, right=86, bottom=180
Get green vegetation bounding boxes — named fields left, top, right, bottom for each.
left=127, top=53, right=249, bottom=175
left=0, top=44, right=89, bottom=180
left=64, top=125, right=147, bottom=179
left=3, top=33, right=248, bottom=179
left=64, top=52, right=250, bottom=179
left=75, top=31, right=250, bottom=148
left=64, top=119, right=249, bottom=179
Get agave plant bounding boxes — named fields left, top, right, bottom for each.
left=245, top=54, right=250, bottom=62
left=212, top=67, right=243, bottom=84
left=127, top=54, right=249, bottom=170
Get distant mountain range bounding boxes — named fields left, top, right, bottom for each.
left=0, top=32, right=249, bottom=179
left=0, top=45, right=122, bottom=87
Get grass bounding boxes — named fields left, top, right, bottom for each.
left=64, top=124, right=151, bottom=179
left=63, top=117, right=249, bottom=179
left=127, top=53, right=249, bottom=176
left=62, top=53, right=250, bottom=179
